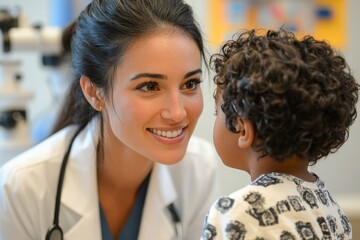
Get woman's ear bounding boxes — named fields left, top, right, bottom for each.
left=236, top=117, right=255, bottom=148
left=80, top=75, right=104, bottom=111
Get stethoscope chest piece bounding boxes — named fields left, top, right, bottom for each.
left=46, top=224, right=63, bottom=240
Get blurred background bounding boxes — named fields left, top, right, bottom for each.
left=0, top=0, right=359, bottom=235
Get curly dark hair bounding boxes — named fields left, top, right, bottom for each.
left=211, top=29, right=359, bottom=164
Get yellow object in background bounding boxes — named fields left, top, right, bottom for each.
left=209, top=0, right=346, bottom=49
left=314, top=0, right=346, bottom=48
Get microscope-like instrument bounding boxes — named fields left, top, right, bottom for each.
left=0, top=60, right=32, bottom=164
left=0, top=7, right=63, bottom=165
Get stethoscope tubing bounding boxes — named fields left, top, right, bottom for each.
left=46, top=126, right=182, bottom=240
left=46, top=126, right=84, bottom=240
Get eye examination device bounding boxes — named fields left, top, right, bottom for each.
left=0, top=60, right=32, bottom=165
left=0, top=7, right=63, bottom=165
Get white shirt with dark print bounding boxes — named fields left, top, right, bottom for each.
left=201, top=172, right=352, bottom=240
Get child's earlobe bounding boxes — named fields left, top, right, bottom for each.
left=237, top=118, right=255, bottom=148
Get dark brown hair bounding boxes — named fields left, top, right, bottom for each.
left=52, top=0, right=205, bottom=133
left=211, top=29, right=359, bottom=164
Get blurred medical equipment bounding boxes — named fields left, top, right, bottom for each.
left=0, top=60, right=32, bottom=165
left=31, top=0, right=90, bottom=144
left=0, top=7, right=64, bottom=165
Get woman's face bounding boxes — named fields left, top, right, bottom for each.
left=103, top=31, right=203, bottom=165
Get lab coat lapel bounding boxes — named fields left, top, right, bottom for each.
left=138, top=163, right=178, bottom=240
left=61, top=123, right=102, bottom=239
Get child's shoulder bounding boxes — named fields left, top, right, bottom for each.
left=222, top=173, right=309, bottom=207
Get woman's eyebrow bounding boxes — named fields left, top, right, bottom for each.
left=184, top=69, right=202, bottom=79
left=130, top=73, right=166, bottom=81
left=130, top=69, right=202, bottom=81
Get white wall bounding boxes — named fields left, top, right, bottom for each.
left=0, top=0, right=359, bottom=198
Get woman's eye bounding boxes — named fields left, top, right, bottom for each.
left=136, top=81, right=160, bottom=92
left=182, top=79, right=202, bottom=91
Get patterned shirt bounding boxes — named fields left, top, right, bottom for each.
left=201, top=172, right=352, bottom=240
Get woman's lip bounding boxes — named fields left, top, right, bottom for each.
left=147, top=126, right=187, bottom=144
left=147, top=127, right=185, bottom=138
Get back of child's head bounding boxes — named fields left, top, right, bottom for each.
left=211, top=28, right=359, bottom=164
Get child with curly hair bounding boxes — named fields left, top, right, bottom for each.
left=201, top=29, right=359, bottom=240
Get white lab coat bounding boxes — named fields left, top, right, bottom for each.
left=0, top=119, right=219, bottom=240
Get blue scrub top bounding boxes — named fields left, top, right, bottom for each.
left=99, top=174, right=150, bottom=240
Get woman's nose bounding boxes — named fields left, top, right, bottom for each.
left=160, top=92, right=186, bottom=122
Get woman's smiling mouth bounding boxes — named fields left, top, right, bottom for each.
left=148, top=128, right=184, bottom=138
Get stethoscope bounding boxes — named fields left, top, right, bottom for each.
left=45, top=127, right=183, bottom=240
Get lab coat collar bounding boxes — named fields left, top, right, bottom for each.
left=61, top=120, right=102, bottom=239
left=59, top=119, right=179, bottom=239
left=138, top=163, right=178, bottom=240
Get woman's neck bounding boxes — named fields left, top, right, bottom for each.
left=97, top=141, right=153, bottom=193
left=97, top=135, right=153, bottom=238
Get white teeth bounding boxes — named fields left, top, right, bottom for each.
left=150, top=128, right=183, bottom=138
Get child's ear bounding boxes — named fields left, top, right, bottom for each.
left=80, top=75, right=104, bottom=111
left=236, top=117, right=254, bottom=148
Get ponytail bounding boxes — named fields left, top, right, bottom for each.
left=51, top=20, right=100, bottom=134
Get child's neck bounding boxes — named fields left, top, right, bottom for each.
left=249, top=155, right=316, bottom=182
